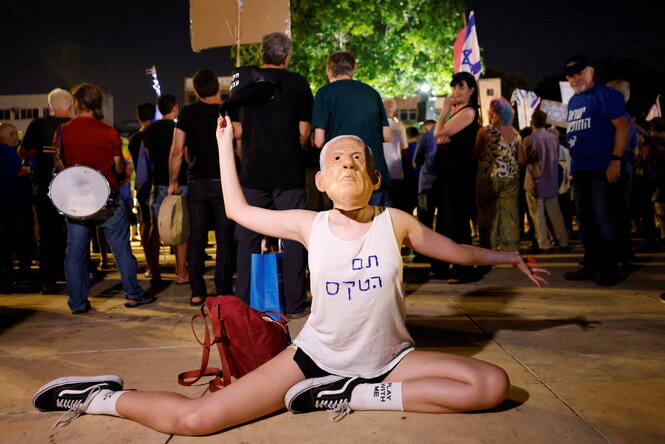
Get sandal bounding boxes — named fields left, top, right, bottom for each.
left=124, top=294, right=157, bottom=308
left=190, top=295, right=205, bottom=306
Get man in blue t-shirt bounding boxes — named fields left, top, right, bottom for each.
left=311, top=51, right=392, bottom=206
left=563, top=55, right=631, bottom=286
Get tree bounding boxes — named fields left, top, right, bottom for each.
left=233, top=0, right=467, bottom=98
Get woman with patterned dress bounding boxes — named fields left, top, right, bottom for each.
left=474, top=98, right=525, bottom=253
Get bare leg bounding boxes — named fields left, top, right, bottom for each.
left=140, top=220, right=158, bottom=279
left=145, top=220, right=161, bottom=281
left=175, top=242, right=189, bottom=283
left=116, top=348, right=303, bottom=436
left=97, top=228, right=109, bottom=268
left=384, top=350, right=509, bottom=413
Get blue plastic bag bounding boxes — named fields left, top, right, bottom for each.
left=250, top=250, right=285, bottom=320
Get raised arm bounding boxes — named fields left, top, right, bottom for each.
left=389, top=208, right=549, bottom=287
left=216, top=116, right=315, bottom=247
left=435, top=100, right=476, bottom=142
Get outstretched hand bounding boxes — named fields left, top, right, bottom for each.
left=513, top=254, right=550, bottom=287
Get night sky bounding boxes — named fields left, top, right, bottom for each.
left=2, top=0, right=664, bottom=124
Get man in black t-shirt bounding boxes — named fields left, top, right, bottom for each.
left=229, top=32, right=314, bottom=318
left=18, top=88, right=72, bottom=293
left=143, top=94, right=189, bottom=285
left=169, top=70, right=236, bottom=305
left=128, top=102, right=156, bottom=271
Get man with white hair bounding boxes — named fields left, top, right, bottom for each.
left=19, top=88, right=73, bottom=294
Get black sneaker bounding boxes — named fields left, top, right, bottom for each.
left=285, top=375, right=365, bottom=420
left=564, top=267, right=595, bottom=281
left=33, top=375, right=123, bottom=412
left=71, top=300, right=92, bottom=315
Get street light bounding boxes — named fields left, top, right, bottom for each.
left=418, top=83, right=432, bottom=121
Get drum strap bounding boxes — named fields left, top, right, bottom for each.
left=53, top=124, right=65, bottom=173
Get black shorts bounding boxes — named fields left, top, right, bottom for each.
left=293, top=347, right=399, bottom=383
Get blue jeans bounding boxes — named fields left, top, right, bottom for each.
left=572, top=169, right=619, bottom=275
left=65, top=202, right=144, bottom=312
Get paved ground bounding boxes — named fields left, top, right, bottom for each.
left=1, top=238, right=664, bottom=443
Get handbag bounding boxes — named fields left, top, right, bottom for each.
left=250, top=239, right=285, bottom=320
left=178, top=295, right=290, bottom=392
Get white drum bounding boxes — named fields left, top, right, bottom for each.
left=48, top=165, right=112, bottom=219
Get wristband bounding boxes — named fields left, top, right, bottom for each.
left=610, top=155, right=622, bottom=161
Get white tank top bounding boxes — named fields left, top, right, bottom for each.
left=294, top=207, right=414, bottom=378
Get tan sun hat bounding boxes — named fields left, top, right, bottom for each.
left=158, top=195, right=190, bottom=246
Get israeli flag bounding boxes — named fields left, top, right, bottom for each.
left=459, top=11, right=481, bottom=79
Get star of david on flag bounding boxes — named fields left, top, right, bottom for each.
left=453, top=10, right=481, bottom=80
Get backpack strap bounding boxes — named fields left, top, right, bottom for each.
left=208, top=304, right=234, bottom=391
left=177, top=305, right=224, bottom=387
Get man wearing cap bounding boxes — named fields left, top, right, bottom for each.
left=563, top=55, right=632, bottom=286
left=227, top=32, right=314, bottom=318
left=169, top=69, right=236, bottom=306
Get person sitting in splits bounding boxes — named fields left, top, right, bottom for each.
left=33, top=115, right=549, bottom=435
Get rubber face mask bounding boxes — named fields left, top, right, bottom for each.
left=316, top=136, right=380, bottom=211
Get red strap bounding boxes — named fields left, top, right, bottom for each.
left=177, top=305, right=218, bottom=386
left=216, top=319, right=233, bottom=387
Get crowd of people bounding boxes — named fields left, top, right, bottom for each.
left=0, top=30, right=659, bottom=436
left=1, top=40, right=664, bottom=309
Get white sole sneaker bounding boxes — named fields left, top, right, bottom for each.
left=33, top=375, right=123, bottom=411
left=284, top=375, right=365, bottom=413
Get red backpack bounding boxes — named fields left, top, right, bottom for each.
left=178, top=295, right=291, bottom=392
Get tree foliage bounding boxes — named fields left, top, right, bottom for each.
left=233, top=0, right=467, bottom=98
left=291, top=0, right=465, bottom=97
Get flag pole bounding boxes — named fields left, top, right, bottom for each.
left=236, top=1, right=241, bottom=67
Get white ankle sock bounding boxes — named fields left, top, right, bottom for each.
left=349, top=382, right=403, bottom=411
left=85, top=389, right=125, bottom=417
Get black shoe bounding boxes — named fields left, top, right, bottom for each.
left=124, top=294, right=157, bottom=308
left=660, top=293, right=665, bottom=304
left=33, top=375, right=123, bottom=412
left=71, top=301, right=92, bottom=315
left=564, top=267, right=595, bottom=281
left=594, top=273, right=620, bottom=286
left=285, top=375, right=365, bottom=418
